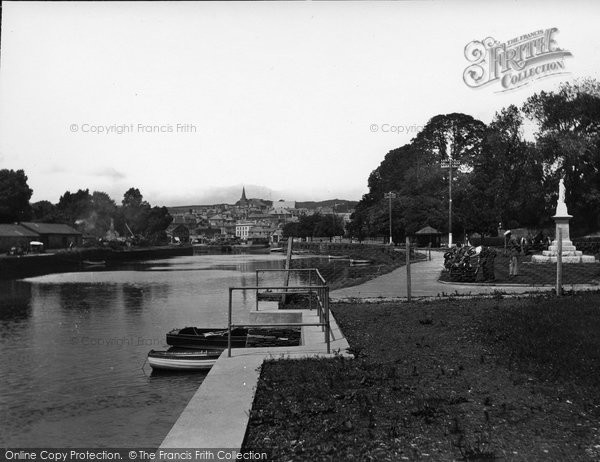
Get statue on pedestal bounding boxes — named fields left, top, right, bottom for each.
left=558, top=178, right=566, bottom=203
left=555, top=178, right=570, bottom=217
left=532, top=176, right=596, bottom=263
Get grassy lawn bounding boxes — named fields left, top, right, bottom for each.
left=243, top=293, right=600, bottom=461
left=291, top=247, right=427, bottom=291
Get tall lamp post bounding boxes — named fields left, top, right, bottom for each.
left=384, top=192, right=396, bottom=245
left=441, top=153, right=460, bottom=248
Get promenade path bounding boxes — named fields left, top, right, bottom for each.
left=330, top=250, right=580, bottom=300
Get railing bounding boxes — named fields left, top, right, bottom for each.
left=227, top=273, right=331, bottom=357
left=254, top=268, right=327, bottom=311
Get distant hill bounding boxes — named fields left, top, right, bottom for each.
left=168, top=199, right=357, bottom=213
left=296, top=199, right=357, bottom=212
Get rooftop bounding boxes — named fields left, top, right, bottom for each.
left=20, top=222, right=82, bottom=235
left=0, top=224, right=40, bottom=238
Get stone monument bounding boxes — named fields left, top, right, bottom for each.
left=532, top=179, right=596, bottom=263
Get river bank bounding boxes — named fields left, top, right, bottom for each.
left=0, top=244, right=193, bottom=279
left=291, top=242, right=421, bottom=291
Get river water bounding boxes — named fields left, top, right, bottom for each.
left=0, top=253, right=306, bottom=448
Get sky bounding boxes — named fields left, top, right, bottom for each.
left=0, top=1, right=599, bottom=206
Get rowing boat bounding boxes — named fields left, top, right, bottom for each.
left=147, top=349, right=221, bottom=371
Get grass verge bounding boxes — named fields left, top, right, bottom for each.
left=292, top=248, right=425, bottom=291
left=243, top=292, right=600, bottom=461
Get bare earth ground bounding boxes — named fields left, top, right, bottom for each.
left=243, top=293, right=600, bottom=461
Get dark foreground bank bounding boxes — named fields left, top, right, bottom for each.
left=243, top=292, right=600, bottom=461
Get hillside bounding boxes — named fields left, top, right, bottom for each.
left=296, top=199, right=357, bottom=212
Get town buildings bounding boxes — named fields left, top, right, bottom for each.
left=167, top=188, right=353, bottom=244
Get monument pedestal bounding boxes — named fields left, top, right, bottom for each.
left=532, top=213, right=596, bottom=263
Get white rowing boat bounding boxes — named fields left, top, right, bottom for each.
left=147, top=349, right=221, bottom=371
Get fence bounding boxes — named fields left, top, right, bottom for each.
left=282, top=238, right=599, bottom=300
left=422, top=230, right=600, bottom=296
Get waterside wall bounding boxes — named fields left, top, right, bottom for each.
left=0, top=245, right=193, bottom=279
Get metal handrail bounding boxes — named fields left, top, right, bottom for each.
left=227, top=283, right=331, bottom=357
left=254, top=268, right=327, bottom=310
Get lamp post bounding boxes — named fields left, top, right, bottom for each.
left=384, top=192, right=396, bottom=245
left=441, top=154, right=460, bottom=247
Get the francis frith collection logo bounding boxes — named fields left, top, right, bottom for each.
left=463, top=28, right=572, bottom=91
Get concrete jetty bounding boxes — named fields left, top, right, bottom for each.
left=159, top=308, right=350, bottom=451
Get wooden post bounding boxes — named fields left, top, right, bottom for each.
left=556, top=228, right=563, bottom=297
left=281, top=238, right=294, bottom=305
left=228, top=288, right=233, bottom=357
left=255, top=270, right=259, bottom=311
left=406, top=237, right=412, bottom=302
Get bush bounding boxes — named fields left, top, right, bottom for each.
left=443, top=246, right=496, bottom=282
left=573, top=239, right=600, bottom=255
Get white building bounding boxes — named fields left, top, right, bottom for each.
left=235, top=220, right=275, bottom=242
left=272, top=199, right=296, bottom=210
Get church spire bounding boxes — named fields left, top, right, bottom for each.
left=237, top=186, right=248, bottom=207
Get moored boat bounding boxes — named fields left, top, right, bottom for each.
left=166, top=327, right=249, bottom=349
left=82, top=260, right=106, bottom=267
left=147, top=349, right=221, bottom=371
left=350, top=259, right=372, bottom=266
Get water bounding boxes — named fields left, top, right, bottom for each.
left=0, top=253, right=304, bottom=447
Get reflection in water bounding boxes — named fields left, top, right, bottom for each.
left=0, top=280, right=32, bottom=322
left=0, top=254, right=299, bottom=447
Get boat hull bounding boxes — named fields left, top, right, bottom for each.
left=148, top=349, right=221, bottom=371
left=350, top=259, right=372, bottom=266
left=166, top=327, right=249, bottom=350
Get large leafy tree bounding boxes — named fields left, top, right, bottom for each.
left=88, top=191, right=118, bottom=237
left=57, top=189, right=92, bottom=226
left=283, top=213, right=344, bottom=239
left=523, top=79, right=600, bottom=235
left=455, top=105, right=546, bottom=235
left=121, top=187, right=151, bottom=235
left=119, top=188, right=172, bottom=241
left=145, top=206, right=173, bottom=244
left=0, top=169, right=33, bottom=223
left=31, top=200, right=61, bottom=223
left=350, top=113, right=487, bottom=240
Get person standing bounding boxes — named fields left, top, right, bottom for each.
left=505, top=231, right=520, bottom=277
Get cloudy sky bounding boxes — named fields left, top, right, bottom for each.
left=1, top=1, right=599, bottom=206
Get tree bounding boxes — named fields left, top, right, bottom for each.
left=57, top=189, right=92, bottom=226
left=0, top=169, right=33, bottom=223
left=350, top=113, right=487, bottom=240
left=454, top=105, right=547, bottom=235
left=79, top=191, right=119, bottom=237
left=282, top=221, right=300, bottom=239
left=121, top=187, right=151, bottom=235
left=118, top=188, right=172, bottom=242
left=283, top=213, right=344, bottom=239
left=523, top=79, right=600, bottom=235
left=31, top=200, right=61, bottom=223
left=144, top=206, right=173, bottom=244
